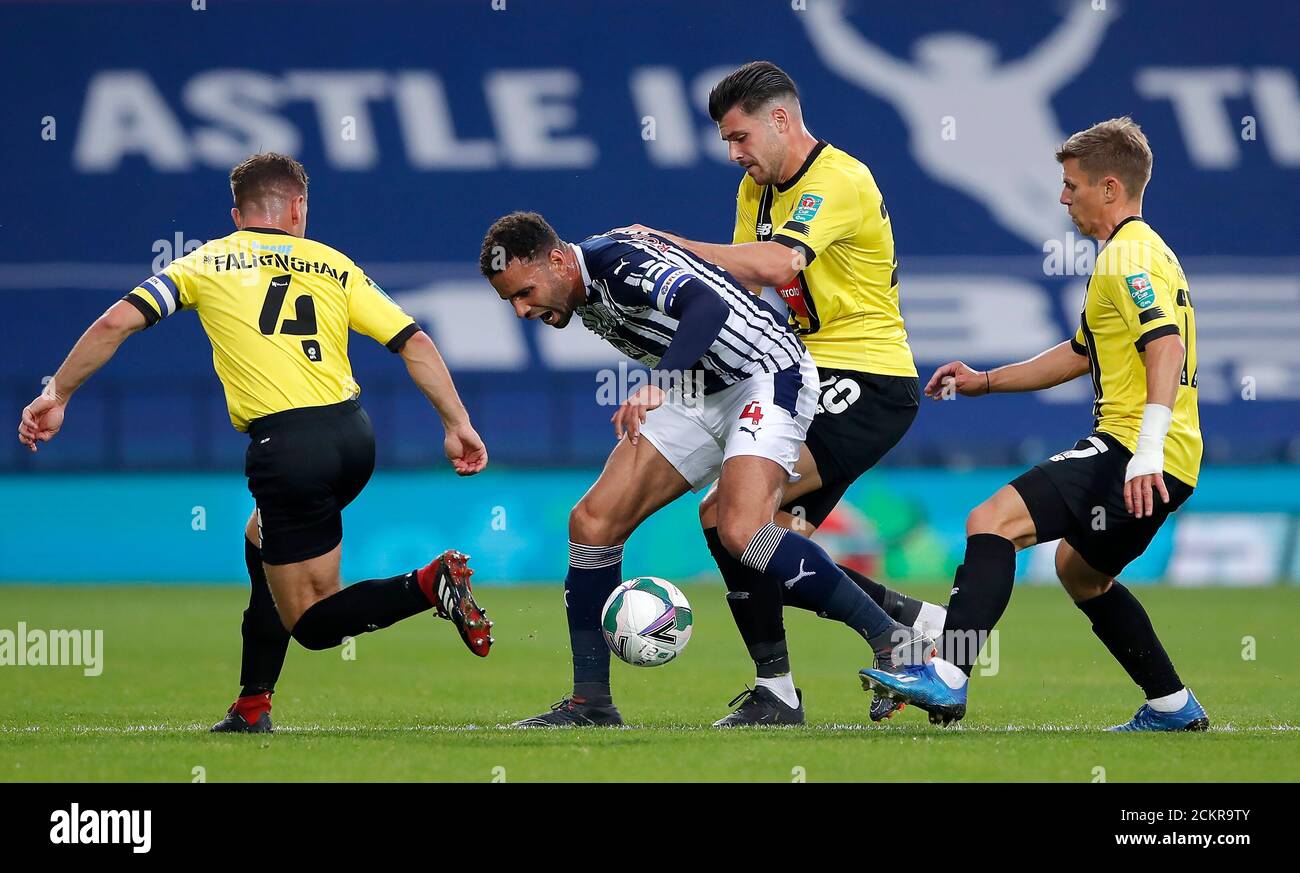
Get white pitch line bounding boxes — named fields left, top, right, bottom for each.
left=2, top=723, right=1297, bottom=736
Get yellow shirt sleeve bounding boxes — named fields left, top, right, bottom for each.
left=769, top=165, right=861, bottom=265
left=348, top=267, right=419, bottom=352
left=122, top=252, right=199, bottom=327
left=1098, top=248, right=1181, bottom=351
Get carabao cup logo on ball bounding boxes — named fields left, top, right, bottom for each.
left=602, top=577, right=693, bottom=667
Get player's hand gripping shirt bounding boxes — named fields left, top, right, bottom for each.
left=733, top=141, right=916, bottom=378
left=574, top=231, right=806, bottom=394
left=1071, top=217, right=1202, bottom=486
left=123, top=228, right=418, bottom=431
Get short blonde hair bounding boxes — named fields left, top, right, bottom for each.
left=1055, top=116, right=1152, bottom=198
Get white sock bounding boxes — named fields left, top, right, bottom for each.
left=931, top=657, right=968, bottom=691
left=1147, top=687, right=1188, bottom=712
left=756, top=674, right=799, bottom=709
left=915, top=602, right=947, bottom=638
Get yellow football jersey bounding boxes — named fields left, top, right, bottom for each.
left=123, top=228, right=417, bottom=431
left=1071, top=217, right=1202, bottom=486
left=733, top=141, right=916, bottom=377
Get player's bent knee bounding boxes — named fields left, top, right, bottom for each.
left=1057, top=563, right=1113, bottom=602
left=1054, top=541, right=1113, bottom=602
left=717, top=518, right=762, bottom=562
left=568, top=498, right=630, bottom=546
left=965, top=494, right=1032, bottom=546
left=965, top=500, right=1004, bottom=537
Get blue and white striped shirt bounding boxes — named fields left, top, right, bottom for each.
left=574, top=231, right=805, bottom=393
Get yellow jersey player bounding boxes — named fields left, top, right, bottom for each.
left=622, top=61, right=943, bottom=726
left=18, top=153, right=493, bottom=733
left=864, top=118, right=1208, bottom=732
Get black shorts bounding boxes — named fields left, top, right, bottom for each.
left=1010, top=432, right=1194, bottom=578
left=784, top=368, right=920, bottom=526
left=245, top=399, right=376, bottom=565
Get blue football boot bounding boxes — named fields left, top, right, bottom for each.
left=1107, top=689, right=1209, bottom=732
left=860, top=657, right=969, bottom=726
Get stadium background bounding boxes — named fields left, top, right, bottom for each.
left=1, top=0, right=1296, bottom=588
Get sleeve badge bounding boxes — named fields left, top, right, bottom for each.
left=791, top=193, right=824, bottom=223
left=1124, top=272, right=1156, bottom=309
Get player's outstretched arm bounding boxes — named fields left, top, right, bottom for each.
left=398, top=329, right=487, bottom=476
left=1123, top=333, right=1184, bottom=518
left=615, top=224, right=798, bottom=290
left=18, top=299, right=147, bottom=453
left=924, top=340, right=1089, bottom=400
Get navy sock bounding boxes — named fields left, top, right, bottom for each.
left=239, top=536, right=290, bottom=697
left=566, top=542, right=623, bottom=702
left=782, top=563, right=926, bottom=628
left=290, top=571, right=430, bottom=651
left=941, top=534, right=1016, bottom=676
left=740, top=522, right=897, bottom=647
left=1077, top=582, right=1183, bottom=700
left=838, top=565, right=925, bottom=627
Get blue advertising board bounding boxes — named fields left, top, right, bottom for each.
left=0, top=0, right=1296, bottom=472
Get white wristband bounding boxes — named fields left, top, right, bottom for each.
left=1125, top=403, right=1171, bottom=481
left=1137, top=403, right=1172, bottom=447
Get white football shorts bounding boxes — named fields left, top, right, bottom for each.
left=639, top=354, right=819, bottom=492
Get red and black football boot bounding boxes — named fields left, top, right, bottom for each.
left=210, top=691, right=273, bottom=733
left=417, top=550, right=493, bottom=657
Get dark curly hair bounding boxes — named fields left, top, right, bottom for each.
left=708, top=61, right=799, bottom=123
left=479, top=211, right=563, bottom=277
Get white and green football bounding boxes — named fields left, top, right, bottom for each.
left=601, top=576, right=693, bottom=667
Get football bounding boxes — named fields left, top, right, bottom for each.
left=601, top=576, right=693, bottom=666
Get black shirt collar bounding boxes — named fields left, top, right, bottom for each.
left=1107, top=215, right=1144, bottom=242
left=775, top=141, right=829, bottom=193
left=241, top=226, right=292, bottom=236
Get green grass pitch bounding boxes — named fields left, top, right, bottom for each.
left=1, top=582, right=1297, bottom=782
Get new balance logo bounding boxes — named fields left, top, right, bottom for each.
left=783, top=560, right=815, bottom=589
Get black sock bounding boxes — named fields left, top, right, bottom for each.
left=290, top=571, right=430, bottom=651
left=239, top=537, right=290, bottom=698
left=704, top=527, right=789, bottom=678
left=1076, top=582, right=1183, bottom=700
left=566, top=542, right=623, bottom=703
left=941, top=534, right=1016, bottom=676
